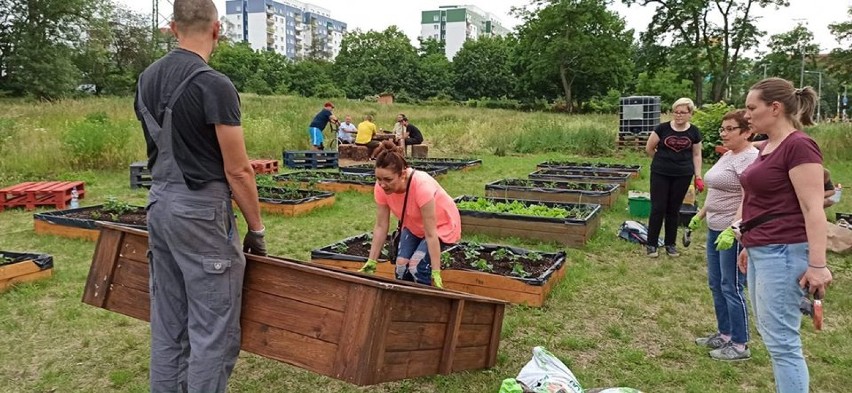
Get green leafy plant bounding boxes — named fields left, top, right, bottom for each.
left=526, top=252, right=544, bottom=262
left=692, top=101, right=735, bottom=160
left=490, top=248, right=514, bottom=261
left=457, top=198, right=591, bottom=219
left=331, top=243, right=348, bottom=253
left=511, top=262, right=529, bottom=278
left=102, top=197, right=135, bottom=221
left=463, top=247, right=481, bottom=261
left=470, top=258, right=493, bottom=272
left=440, top=252, right=453, bottom=269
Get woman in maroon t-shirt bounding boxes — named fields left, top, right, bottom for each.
left=735, top=78, right=832, bottom=392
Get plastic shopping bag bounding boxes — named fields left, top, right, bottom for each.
left=515, top=347, right=583, bottom=393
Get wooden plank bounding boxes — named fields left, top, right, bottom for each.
left=384, top=321, right=447, bottom=351
left=120, top=232, right=149, bottom=264
left=0, top=260, right=42, bottom=281
left=366, top=290, right=393, bottom=385
left=82, top=228, right=124, bottom=307
left=332, top=284, right=379, bottom=385
left=0, top=269, right=52, bottom=291
left=487, top=305, right=504, bottom=367
left=456, top=323, right=492, bottom=348
left=243, top=262, right=349, bottom=312
left=461, top=215, right=586, bottom=233
left=381, top=349, right=441, bottom=381
left=461, top=301, right=496, bottom=325
left=310, top=258, right=396, bottom=279
left=103, top=284, right=150, bottom=321
left=451, top=345, right=489, bottom=372
left=390, top=293, right=450, bottom=323
left=241, top=289, right=344, bottom=343
left=485, top=188, right=615, bottom=207
left=439, top=299, right=463, bottom=374
left=34, top=219, right=100, bottom=241
left=112, top=257, right=150, bottom=292
left=444, top=281, right=543, bottom=307
left=241, top=319, right=338, bottom=377
left=462, top=222, right=585, bottom=246
left=442, top=269, right=546, bottom=295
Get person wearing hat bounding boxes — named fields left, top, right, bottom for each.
left=308, top=101, right=334, bottom=150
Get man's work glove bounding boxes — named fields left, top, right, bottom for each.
left=688, top=215, right=703, bottom=230
left=714, top=227, right=736, bottom=251
left=243, top=227, right=267, bottom=256
left=694, top=177, right=705, bottom=193
left=359, top=259, right=378, bottom=274
left=431, top=270, right=444, bottom=289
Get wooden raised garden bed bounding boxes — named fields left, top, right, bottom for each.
left=1, top=251, right=54, bottom=291
left=252, top=186, right=335, bottom=216
left=537, top=161, right=640, bottom=178
left=83, top=223, right=506, bottom=385
left=311, top=237, right=567, bottom=307
left=529, top=168, right=630, bottom=192
left=408, top=158, right=482, bottom=171
left=274, top=171, right=376, bottom=193
left=454, top=196, right=602, bottom=247
left=340, top=163, right=449, bottom=177
left=485, top=178, right=619, bottom=208
left=33, top=201, right=146, bottom=241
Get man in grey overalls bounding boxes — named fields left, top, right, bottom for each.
left=134, top=1, right=267, bottom=391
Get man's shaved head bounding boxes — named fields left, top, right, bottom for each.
left=173, top=0, right=218, bottom=34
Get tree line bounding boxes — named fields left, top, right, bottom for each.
left=1, top=0, right=850, bottom=115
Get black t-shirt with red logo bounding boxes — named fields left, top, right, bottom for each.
left=650, top=122, right=702, bottom=176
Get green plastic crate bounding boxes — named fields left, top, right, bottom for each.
left=628, top=191, right=651, bottom=218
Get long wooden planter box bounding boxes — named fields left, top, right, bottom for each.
left=0, top=251, right=54, bottom=291
left=454, top=196, right=602, bottom=247
left=529, top=169, right=629, bottom=192
left=33, top=205, right=146, bottom=241
left=537, top=161, right=641, bottom=178
left=340, top=164, right=449, bottom=177
left=83, top=223, right=506, bottom=385
left=251, top=187, right=335, bottom=216
left=312, top=240, right=568, bottom=307
left=274, top=172, right=376, bottom=194
left=485, top=179, right=619, bottom=207
left=408, top=158, right=482, bottom=171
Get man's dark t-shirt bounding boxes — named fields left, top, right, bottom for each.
left=405, top=124, right=423, bottom=145
left=650, top=122, right=702, bottom=177
left=309, top=108, right=333, bottom=129
left=134, top=49, right=241, bottom=190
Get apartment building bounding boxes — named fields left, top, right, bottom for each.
left=420, top=5, right=511, bottom=60
left=224, top=0, right=347, bottom=60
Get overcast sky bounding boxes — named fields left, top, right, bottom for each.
left=130, top=0, right=850, bottom=53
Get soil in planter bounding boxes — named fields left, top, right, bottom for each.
left=64, top=207, right=147, bottom=226
left=328, top=236, right=391, bottom=259
left=257, top=186, right=321, bottom=200
left=445, top=244, right=552, bottom=278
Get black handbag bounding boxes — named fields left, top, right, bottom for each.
left=388, top=170, right=415, bottom=262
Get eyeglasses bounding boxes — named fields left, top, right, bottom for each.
left=673, top=111, right=691, bottom=116
left=718, top=126, right=742, bottom=133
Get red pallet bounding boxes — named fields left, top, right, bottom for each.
left=250, top=159, right=279, bottom=174
left=0, top=181, right=85, bottom=212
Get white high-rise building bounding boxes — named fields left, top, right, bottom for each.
left=224, top=0, right=347, bottom=60
left=420, top=5, right=510, bottom=60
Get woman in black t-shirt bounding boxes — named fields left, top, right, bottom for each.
left=644, top=97, right=703, bottom=257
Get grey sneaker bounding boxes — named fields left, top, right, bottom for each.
left=695, top=333, right=728, bottom=349
left=646, top=246, right=659, bottom=258
left=665, top=245, right=680, bottom=257
left=709, top=343, right=751, bottom=361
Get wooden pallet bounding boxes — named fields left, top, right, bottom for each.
left=615, top=138, right=649, bottom=149
left=0, top=181, right=85, bottom=212
left=129, top=161, right=151, bottom=189
left=283, top=151, right=339, bottom=169
left=249, top=159, right=279, bottom=174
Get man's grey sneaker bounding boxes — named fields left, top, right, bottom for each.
left=709, top=343, right=751, bottom=361
left=665, top=245, right=680, bottom=257
left=695, top=333, right=728, bottom=349
left=647, top=246, right=659, bottom=258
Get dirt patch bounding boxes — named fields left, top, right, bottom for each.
left=446, top=244, right=555, bottom=278
left=64, top=207, right=147, bottom=226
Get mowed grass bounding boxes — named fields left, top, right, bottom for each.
left=1, top=96, right=851, bottom=392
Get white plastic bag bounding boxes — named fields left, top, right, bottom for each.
left=516, top=347, right=584, bottom=393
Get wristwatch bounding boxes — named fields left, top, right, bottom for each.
left=250, top=226, right=266, bottom=236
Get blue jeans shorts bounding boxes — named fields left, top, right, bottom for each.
left=394, top=227, right=451, bottom=285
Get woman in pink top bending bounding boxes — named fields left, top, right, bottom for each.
left=359, top=140, right=461, bottom=288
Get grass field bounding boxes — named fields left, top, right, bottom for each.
left=1, top=96, right=851, bottom=392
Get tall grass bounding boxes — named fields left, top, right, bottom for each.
left=810, top=122, right=852, bottom=161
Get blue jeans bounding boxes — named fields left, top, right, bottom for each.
left=747, top=243, right=809, bottom=393
left=706, top=230, right=749, bottom=345
left=394, top=228, right=433, bottom=285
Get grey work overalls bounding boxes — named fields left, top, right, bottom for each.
left=137, top=67, right=245, bottom=393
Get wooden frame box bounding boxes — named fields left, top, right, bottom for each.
left=252, top=186, right=335, bottom=216
left=340, top=164, right=449, bottom=177
left=529, top=169, right=630, bottom=192
left=454, top=196, right=602, bottom=247
left=407, top=158, right=483, bottom=171
left=274, top=172, right=377, bottom=194
left=33, top=204, right=146, bottom=241
left=485, top=179, right=619, bottom=208
left=1, top=251, right=54, bottom=291
left=536, top=161, right=640, bottom=178
left=83, top=224, right=506, bottom=385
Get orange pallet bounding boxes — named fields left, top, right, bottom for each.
left=0, top=181, right=85, bottom=212
left=250, top=159, right=279, bottom=174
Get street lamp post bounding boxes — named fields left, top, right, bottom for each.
left=804, top=70, right=822, bottom=122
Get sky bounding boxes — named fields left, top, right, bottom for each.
left=129, top=0, right=851, bottom=53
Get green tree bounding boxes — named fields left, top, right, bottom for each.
left=758, top=24, right=820, bottom=84
left=333, top=27, right=419, bottom=99
left=451, top=36, right=517, bottom=101
left=827, top=7, right=852, bottom=83
left=634, top=68, right=693, bottom=109
left=514, top=0, right=634, bottom=112
left=417, top=53, right=453, bottom=100
left=209, top=41, right=261, bottom=92
left=418, top=37, right=445, bottom=57
left=286, top=59, right=337, bottom=97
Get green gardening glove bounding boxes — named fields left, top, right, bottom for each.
left=715, top=228, right=736, bottom=251
left=689, top=215, right=703, bottom=230
left=431, top=270, right=444, bottom=289
left=359, top=259, right=378, bottom=274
